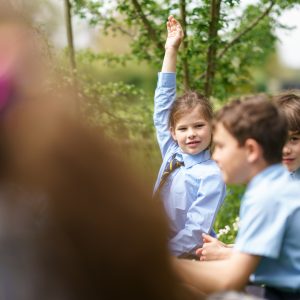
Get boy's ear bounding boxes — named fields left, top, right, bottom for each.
left=170, top=127, right=177, bottom=141
left=245, top=138, right=263, bottom=163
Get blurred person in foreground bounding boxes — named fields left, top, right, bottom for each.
left=0, top=100, right=206, bottom=300
left=0, top=6, right=205, bottom=300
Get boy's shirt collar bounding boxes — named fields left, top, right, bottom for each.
left=290, top=168, right=300, bottom=181
left=247, top=164, right=288, bottom=191
left=178, top=149, right=211, bottom=168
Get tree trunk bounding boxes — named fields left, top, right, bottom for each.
left=204, top=0, right=221, bottom=98
left=179, top=0, right=190, bottom=90
left=64, top=0, right=80, bottom=115
left=64, top=0, right=76, bottom=73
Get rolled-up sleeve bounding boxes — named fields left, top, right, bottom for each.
left=235, top=197, right=286, bottom=258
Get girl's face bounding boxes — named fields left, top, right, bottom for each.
left=282, top=131, right=300, bottom=172
left=171, top=106, right=212, bottom=155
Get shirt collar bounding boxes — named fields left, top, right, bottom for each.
left=247, top=164, right=288, bottom=192
left=178, top=149, right=211, bottom=168
left=290, top=167, right=300, bottom=181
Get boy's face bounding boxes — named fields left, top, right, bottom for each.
left=282, top=131, right=300, bottom=172
left=171, top=106, right=211, bottom=155
left=212, top=123, right=250, bottom=184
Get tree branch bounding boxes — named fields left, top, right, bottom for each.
left=112, top=25, right=135, bottom=38
left=217, top=0, right=275, bottom=59
left=130, top=0, right=164, bottom=51
left=197, top=0, right=275, bottom=82
left=204, top=0, right=221, bottom=98
left=179, top=0, right=190, bottom=90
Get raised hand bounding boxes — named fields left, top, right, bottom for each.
left=165, top=15, right=184, bottom=51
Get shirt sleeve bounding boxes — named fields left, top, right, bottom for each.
left=234, top=196, right=287, bottom=258
left=169, top=173, right=226, bottom=256
left=153, top=72, right=177, bottom=158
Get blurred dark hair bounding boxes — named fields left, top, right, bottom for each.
left=0, top=94, right=202, bottom=300
left=0, top=7, right=204, bottom=299
left=214, top=95, right=288, bottom=165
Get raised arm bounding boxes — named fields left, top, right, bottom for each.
left=154, top=16, right=184, bottom=157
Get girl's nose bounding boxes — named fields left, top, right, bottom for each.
left=187, top=128, right=195, bottom=138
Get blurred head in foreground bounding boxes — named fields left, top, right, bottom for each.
left=0, top=110, right=192, bottom=300
left=0, top=97, right=204, bottom=300
left=0, top=6, right=202, bottom=300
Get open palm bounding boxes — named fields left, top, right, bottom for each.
left=165, top=16, right=184, bottom=50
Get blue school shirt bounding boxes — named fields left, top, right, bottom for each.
left=153, top=72, right=226, bottom=256
left=234, top=164, right=300, bottom=291
left=290, top=168, right=300, bottom=181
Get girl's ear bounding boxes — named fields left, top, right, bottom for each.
left=245, top=138, right=263, bottom=163
left=170, top=127, right=177, bottom=141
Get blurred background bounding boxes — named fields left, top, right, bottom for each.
left=6, top=0, right=300, bottom=243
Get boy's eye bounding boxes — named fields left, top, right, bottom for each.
left=195, top=124, right=204, bottom=128
left=177, top=127, right=186, bottom=131
left=214, top=144, right=223, bottom=150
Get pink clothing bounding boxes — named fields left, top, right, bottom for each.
left=0, top=73, right=13, bottom=112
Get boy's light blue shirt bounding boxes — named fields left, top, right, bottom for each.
left=153, top=72, right=226, bottom=256
left=290, top=167, right=300, bottom=181
left=234, top=164, right=300, bottom=291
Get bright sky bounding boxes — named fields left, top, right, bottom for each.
left=276, top=6, right=300, bottom=69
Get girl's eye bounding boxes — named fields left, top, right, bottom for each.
left=195, top=124, right=204, bottom=128
left=178, top=127, right=186, bottom=131
left=290, top=136, right=300, bottom=143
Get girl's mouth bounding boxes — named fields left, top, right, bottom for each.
left=186, top=141, right=200, bottom=147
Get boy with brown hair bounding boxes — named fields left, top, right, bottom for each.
left=275, top=91, right=300, bottom=180
left=197, top=92, right=300, bottom=263
left=174, top=96, right=300, bottom=300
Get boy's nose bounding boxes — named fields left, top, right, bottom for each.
left=212, top=151, right=219, bottom=164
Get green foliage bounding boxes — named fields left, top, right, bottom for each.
left=214, top=185, right=245, bottom=244
left=77, top=50, right=131, bottom=66
left=79, top=76, right=154, bottom=141
left=70, top=0, right=300, bottom=99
